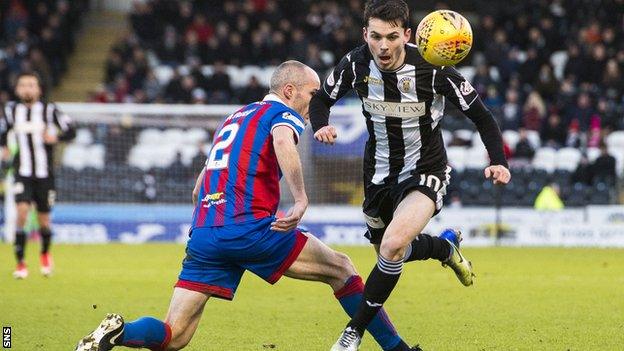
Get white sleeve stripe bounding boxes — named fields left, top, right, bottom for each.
left=432, top=69, right=437, bottom=94
left=446, top=77, right=470, bottom=111
left=271, top=123, right=300, bottom=142
left=466, top=95, right=479, bottom=107
left=330, top=70, right=344, bottom=100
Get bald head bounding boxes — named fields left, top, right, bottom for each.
left=270, top=60, right=319, bottom=93
left=269, top=60, right=320, bottom=121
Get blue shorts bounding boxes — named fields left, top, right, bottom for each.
left=175, top=217, right=308, bottom=300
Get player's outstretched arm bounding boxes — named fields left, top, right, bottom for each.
left=192, top=167, right=206, bottom=206
left=435, top=66, right=510, bottom=185
left=271, top=125, right=308, bottom=232
left=310, top=52, right=356, bottom=145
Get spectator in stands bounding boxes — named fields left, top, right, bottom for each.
left=522, top=91, right=547, bottom=131
left=565, top=92, right=595, bottom=132
left=499, top=89, right=522, bottom=130
left=511, top=128, right=535, bottom=166
left=207, top=61, right=232, bottom=103
left=540, top=113, right=567, bottom=148
left=571, top=155, right=593, bottom=186
left=534, top=64, right=558, bottom=101
left=239, top=76, right=267, bottom=104
left=534, top=183, right=564, bottom=211
left=157, top=26, right=184, bottom=66
left=591, top=143, right=617, bottom=184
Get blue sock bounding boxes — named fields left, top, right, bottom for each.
left=334, top=276, right=407, bottom=351
left=120, top=317, right=171, bottom=350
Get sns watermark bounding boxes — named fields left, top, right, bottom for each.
left=2, top=327, right=10, bottom=349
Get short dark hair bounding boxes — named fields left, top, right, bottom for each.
left=15, top=71, right=42, bottom=88
left=364, top=0, right=410, bottom=29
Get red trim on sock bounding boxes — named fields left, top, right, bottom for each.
left=334, top=275, right=364, bottom=299
left=174, top=280, right=234, bottom=300
left=267, top=231, right=308, bottom=284
left=156, top=322, right=172, bottom=351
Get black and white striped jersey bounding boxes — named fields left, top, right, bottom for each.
left=314, top=43, right=506, bottom=186
left=0, top=101, right=76, bottom=179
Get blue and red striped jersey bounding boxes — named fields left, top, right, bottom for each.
left=192, top=95, right=306, bottom=228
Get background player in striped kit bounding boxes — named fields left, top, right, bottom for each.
left=308, top=1, right=511, bottom=350
left=0, top=72, right=75, bottom=279
left=75, top=61, right=422, bottom=351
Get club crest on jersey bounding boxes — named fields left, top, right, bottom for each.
left=460, top=81, right=474, bottom=96
left=201, top=192, right=226, bottom=208
left=399, top=76, right=415, bottom=93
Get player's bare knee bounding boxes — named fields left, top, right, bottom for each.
left=334, top=251, right=356, bottom=279
left=379, top=237, right=407, bottom=261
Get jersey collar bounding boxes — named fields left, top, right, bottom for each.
left=263, top=93, right=287, bottom=106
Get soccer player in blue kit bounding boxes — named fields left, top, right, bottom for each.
left=75, top=61, right=422, bottom=351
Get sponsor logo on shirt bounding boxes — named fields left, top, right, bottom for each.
left=460, top=81, right=474, bottom=96
left=326, top=69, right=335, bottom=86
left=202, top=192, right=227, bottom=208
left=362, top=97, right=426, bottom=118
left=225, top=108, right=256, bottom=123
left=282, top=112, right=305, bottom=129
left=364, top=75, right=384, bottom=85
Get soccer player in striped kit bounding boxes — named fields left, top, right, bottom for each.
left=309, top=1, right=511, bottom=350
left=75, top=61, right=422, bottom=351
left=0, top=72, right=75, bottom=279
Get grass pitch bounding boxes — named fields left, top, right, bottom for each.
left=1, top=244, right=623, bottom=350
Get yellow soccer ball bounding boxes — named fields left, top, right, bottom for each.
left=415, top=10, right=473, bottom=66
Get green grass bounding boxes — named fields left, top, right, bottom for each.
left=1, top=244, right=623, bottom=350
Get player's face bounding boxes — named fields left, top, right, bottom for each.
left=293, top=71, right=320, bottom=122
left=16, top=76, right=42, bottom=103
left=364, top=18, right=411, bottom=71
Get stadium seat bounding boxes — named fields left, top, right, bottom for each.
left=446, top=146, right=467, bottom=172
left=88, top=144, right=106, bottom=170
left=457, top=66, right=476, bottom=82
left=502, top=130, right=520, bottom=150
left=556, top=148, right=581, bottom=171
left=606, top=131, right=624, bottom=148
left=441, top=129, right=452, bottom=147
left=587, top=147, right=600, bottom=162
left=464, top=147, right=489, bottom=169
left=607, top=146, right=624, bottom=176
left=62, top=145, right=89, bottom=170
left=184, top=128, right=208, bottom=144
left=532, top=147, right=556, bottom=173
left=226, top=66, right=247, bottom=88
left=549, top=51, right=568, bottom=80
left=525, top=130, right=541, bottom=149
left=74, top=128, right=94, bottom=145
left=163, top=128, right=186, bottom=144
left=138, top=128, right=163, bottom=145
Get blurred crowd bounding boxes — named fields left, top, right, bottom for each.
left=0, top=0, right=89, bottom=102
left=94, top=0, right=623, bottom=150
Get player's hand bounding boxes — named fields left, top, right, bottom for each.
left=314, top=125, right=338, bottom=145
left=43, top=132, right=58, bottom=144
left=484, top=165, right=511, bottom=185
left=271, top=199, right=307, bottom=232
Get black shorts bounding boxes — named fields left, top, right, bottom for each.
left=13, top=176, right=56, bottom=213
left=362, top=166, right=451, bottom=244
